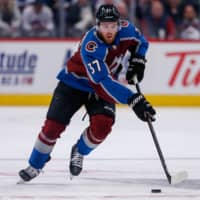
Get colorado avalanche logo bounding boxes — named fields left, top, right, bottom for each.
left=85, top=41, right=97, bottom=52
left=120, top=20, right=129, bottom=27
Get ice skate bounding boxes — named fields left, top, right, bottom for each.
left=18, top=166, right=41, bottom=183
left=69, top=144, right=84, bottom=179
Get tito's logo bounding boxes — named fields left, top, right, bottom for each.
left=167, top=51, right=200, bottom=87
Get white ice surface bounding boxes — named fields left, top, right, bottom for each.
left=0, top=106, right=200, bottom=200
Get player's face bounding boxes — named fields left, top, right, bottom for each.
left=98, top=22, right=118, bottom=44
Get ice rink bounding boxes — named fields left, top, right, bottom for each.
left=0, top=106, right=200, bottom=200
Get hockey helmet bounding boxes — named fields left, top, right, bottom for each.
left=96, top=4, right=120, bottom=24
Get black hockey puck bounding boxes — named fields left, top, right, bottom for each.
left=151, top=189, right=162, bottom=193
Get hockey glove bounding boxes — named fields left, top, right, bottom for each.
left=128, top=93, right=156, bottom=122
left=126, top=55, right=146, bottom=84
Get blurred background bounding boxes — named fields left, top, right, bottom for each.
left=0, top=0, right=200, bottom=106
left=0, top=0, right=200, bottom=39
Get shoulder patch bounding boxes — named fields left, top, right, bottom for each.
left=120, top=20, right=129, bottom=27
left=85, top=41, right=98, bottom=52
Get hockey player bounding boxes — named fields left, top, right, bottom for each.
left=18, top=4, right=156, bottom=182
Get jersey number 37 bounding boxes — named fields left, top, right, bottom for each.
left=88, top=60, right=101, bottom=74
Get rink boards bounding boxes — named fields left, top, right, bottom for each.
left=0, top=39, right=199, bottom=106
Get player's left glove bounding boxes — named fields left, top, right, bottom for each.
left=126, top=55, right=146, bottom=85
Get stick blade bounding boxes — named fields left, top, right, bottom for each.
left=170, top=171, right=188, bottom=184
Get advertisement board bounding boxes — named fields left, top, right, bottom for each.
left=0, top=40, right=78, bottom=93
left=145, top=41, right=200, bottom=94
left=0, top=40, right=199, bottom=106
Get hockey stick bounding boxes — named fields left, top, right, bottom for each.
left=134, top=79, right=188, bottom=184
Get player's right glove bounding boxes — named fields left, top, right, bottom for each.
left=128, top=93, right=156, bottom=122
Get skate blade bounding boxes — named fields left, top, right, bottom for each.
left=17, top=178, right=26, bottom=184
left=70, top=173, right=74, bottom=180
